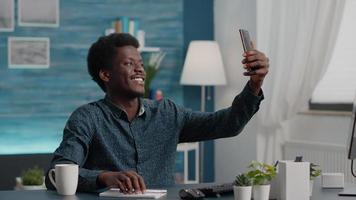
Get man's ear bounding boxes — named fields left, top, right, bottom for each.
left=99, top=69, right=110, bottom=83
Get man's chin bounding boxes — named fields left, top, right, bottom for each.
left=130, top=90, right=145, bottom=98
left=137, top=92, right=145, bottom=98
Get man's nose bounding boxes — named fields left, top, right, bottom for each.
left=134, top=63, right=144, bottom=72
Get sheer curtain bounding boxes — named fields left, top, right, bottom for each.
left=255, top=0, right=346, bottom=163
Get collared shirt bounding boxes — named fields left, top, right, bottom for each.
left=113, top=99, right=146, bottom=117
left=45, top=83, right=263, bottom=192
left=138, top=102, right=145, bottom=116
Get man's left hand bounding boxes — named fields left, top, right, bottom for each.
left=241, top=43, right=269, bottom=95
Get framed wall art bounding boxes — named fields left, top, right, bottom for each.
left=8, top=37, right=50, bottom=69
left=0, top=0, right=14, bottom=31
left=18, top=0, right=59, bottom=27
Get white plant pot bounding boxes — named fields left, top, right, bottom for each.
left=22, top=185, right=46, bottom=190
left=233, top=185, right=252, bottom=200
left=253, top=185, right=270, bottom=200
left=14, top=177, right=46, bottom=190
left=310, top=180, right=314, bottom=196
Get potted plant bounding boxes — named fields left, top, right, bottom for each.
left=309, top=163, right=322, bottom=196
left=18, top=166, right=46, bottom=190
left=142, top=51, right=166, bottom=98
left=247, top=160, right=277, bottom=200
left=233, top=173, right=252, bottom=200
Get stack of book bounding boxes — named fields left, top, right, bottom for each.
left=112, top=16, right=140, bottom=37
left=104, top=17, right=156, bottom=51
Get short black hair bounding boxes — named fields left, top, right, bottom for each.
left=87, top=33, right=140, bottom=92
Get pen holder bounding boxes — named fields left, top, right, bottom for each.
left=278, top=161, right=309, bottom=200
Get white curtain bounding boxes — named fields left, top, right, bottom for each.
left=255, top=0, right=346, bottom=163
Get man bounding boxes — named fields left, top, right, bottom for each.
left=45, top=33, right=269, bottom=193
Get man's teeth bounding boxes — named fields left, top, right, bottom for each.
left=133, top=78, right=144, bottom=82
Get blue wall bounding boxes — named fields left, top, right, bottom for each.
left=0, top=0, right=184, bottom=154
left=0, top=0, right=215, bottom=183
left=183, top=0, right=215, bottom=182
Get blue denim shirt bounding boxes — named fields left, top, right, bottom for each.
left=45, top=83, right=263, bottom=192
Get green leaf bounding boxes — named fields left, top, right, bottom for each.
left=246, top=161, right=277, bottom=185
left=234, top=173, right=252, bottom=186
left=21, top=166, right=44, bottom=186
left=310, top=163, right=322, bottom=180
left=143, top=51, right=166, bottom=98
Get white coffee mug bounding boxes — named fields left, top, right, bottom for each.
left=48, top=164, right=79, bottom=195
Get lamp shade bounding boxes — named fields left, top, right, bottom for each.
left=180, top=41, right=226, bottom=86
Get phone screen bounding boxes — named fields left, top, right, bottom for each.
left=239, top=29, right=253, bottom=52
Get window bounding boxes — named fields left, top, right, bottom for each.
left=310, top=0, right=356, bottom=111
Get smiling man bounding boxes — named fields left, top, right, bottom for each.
left=45, top=33, right=269, bottom=193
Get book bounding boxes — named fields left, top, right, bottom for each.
left=129, top=18, right=139, bottom=37
left=129, top=19, right=135, bottom=36
left=99, top=189, right=167, bottom=199
left=121, top=16, right=129, bottom=33
left=114, top=19, right=122, bottom=33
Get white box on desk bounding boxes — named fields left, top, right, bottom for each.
left=322, top=173, right=344, bottom=188
left=278, top=161, right=310, bottom=200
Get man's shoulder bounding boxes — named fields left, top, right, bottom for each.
left=142, top=98, right=184, bottom=112
left=70, top=99, right=105, bottom=119
left=142, top=98, right=172, bottom=106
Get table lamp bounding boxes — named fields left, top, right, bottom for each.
left=180, top=40, right=226, bottom=182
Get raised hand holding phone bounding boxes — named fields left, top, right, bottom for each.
left=239, top=29, right=270, bottom=95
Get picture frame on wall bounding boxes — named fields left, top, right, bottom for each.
left=18, top=0, right=59, bottom=27
left=0, top=0, right=14, bottom=31
left=8, top=37, right=50, bottom=69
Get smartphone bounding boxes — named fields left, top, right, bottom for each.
left=239, top=29, right=253, bottom=52
left=239, top=29, right=256, bottom=73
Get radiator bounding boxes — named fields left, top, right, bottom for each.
left=283, top=140, right=356, bottom=183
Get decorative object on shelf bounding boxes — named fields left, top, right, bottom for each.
left=247, top=160, right=276, bottom=200
left=18, top=0, right=59, bottom=27
left=105, top=28, right=115, bottom=36
left=15, top=166, right=46, bottom=190
left=180, top=40, right=226, bottom=182
left=0, top=0, right=14, bottom=32
left=310, top=163, right=322, bottom=196
left=143, top=51, right=166, bottom=98
left=137, top=30, right=145, bottom=47
left=233, top=173, right=252, bottom=200
left=155, top=89, right=163, bottom=101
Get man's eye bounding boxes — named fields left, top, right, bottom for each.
left=124, top=62, right=134, bottom=67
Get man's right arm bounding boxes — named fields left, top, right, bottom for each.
left=45, top=107, right=102, bottom=192
left=45, top=106, right=146, bottom=193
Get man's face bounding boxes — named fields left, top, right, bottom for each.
left=105, top=46, right=146, bottom=98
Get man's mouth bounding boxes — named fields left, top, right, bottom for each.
left=131, top=76, right=145, bottom=84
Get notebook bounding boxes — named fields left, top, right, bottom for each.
left=99, top=189, right=167, bottom=199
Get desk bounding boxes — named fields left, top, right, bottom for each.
left=0, top=185, right=183, bottom=200
left=309, top=178, right=356, bottom=200
left=1, top=182, right=356, bottom=200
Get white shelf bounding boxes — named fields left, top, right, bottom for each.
left=139, top=47, right=161, bottom=52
